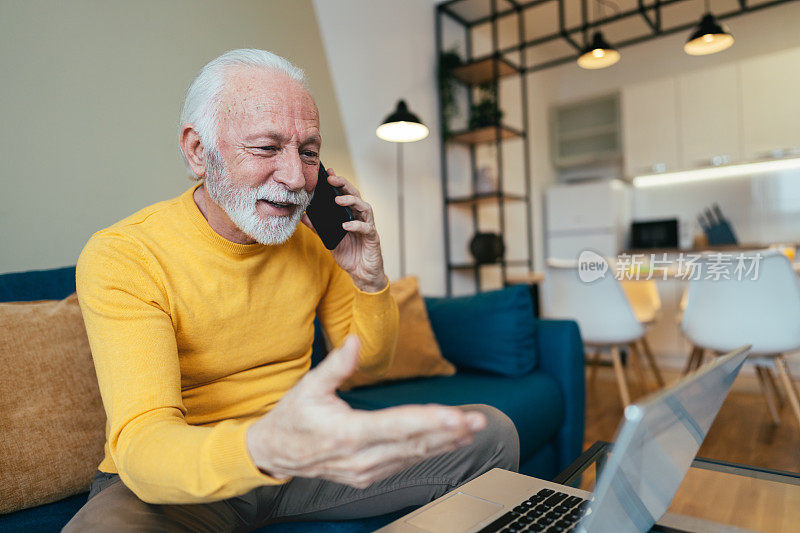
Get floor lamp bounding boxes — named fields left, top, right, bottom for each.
left=376, top=100, right=429, bottom=278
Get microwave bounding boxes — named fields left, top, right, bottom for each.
left=630, top=219, right=679, bottom=250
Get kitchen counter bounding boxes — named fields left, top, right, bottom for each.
left=624, top=243, right=796, bottom=255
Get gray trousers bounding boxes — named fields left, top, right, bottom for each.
left=63, top=404, right=519, bottom=532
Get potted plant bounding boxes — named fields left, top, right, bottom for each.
left=438, top=49, right=462, bottom=139
left=468, top=83, right=503, bottom=130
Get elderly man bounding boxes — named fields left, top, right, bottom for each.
left=64, top=49, right=518, bottom=532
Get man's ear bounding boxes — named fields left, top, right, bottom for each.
left=180, top=124, right=207, bottom=178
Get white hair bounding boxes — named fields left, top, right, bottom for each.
left=178, top=49, right=307, bottom=179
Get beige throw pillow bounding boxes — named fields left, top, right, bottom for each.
left=340, top=276, right=456, bottom=391
left=0, top=294, right=106, bottom=514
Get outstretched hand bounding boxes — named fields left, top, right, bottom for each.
left=246, top=335, right=487, bottom=488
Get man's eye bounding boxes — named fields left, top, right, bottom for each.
left=303, top=151, right=319, bottom=159
left=259, top=146, right=278, bottom=152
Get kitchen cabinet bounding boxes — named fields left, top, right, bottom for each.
left=621, top=46, right=800, bottom=176
left=622, top=78, right=680, bottom=177
left=550, top=94, right=622, bottom=169
left=678, top=64, right=742, bottom=168
left=740, top=46, right=800, bottom=160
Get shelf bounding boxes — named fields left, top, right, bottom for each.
left=505, top=271, right=546, bottom=285
left=448, top=125, right=523, bottom=145
left=450, top=56, right=520, bottom=85
left=447, top=192, right=527, bottom=205
left=450, top=259, right=530, bottom=270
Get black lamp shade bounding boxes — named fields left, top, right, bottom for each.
left=376, top=100, right=429, bottom=142
left=577, top=32, right=620, bottom=69
left=382, top=100, right=422, bottom=125
left=684, top=13, right=734, bottom=56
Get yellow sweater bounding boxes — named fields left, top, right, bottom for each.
left=75, top=183, right=398, bottom=504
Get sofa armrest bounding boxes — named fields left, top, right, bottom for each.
left=534, top=318, right=585, bottom=475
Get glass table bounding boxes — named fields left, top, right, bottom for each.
left=554, top=441, right=800, bottom=533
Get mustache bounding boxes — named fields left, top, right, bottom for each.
left=258, top=187, right=312, bottom=206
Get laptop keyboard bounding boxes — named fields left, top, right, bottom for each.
left=476, top=488, right=590, bottom=533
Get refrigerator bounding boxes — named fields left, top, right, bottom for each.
left=545, top=179, right=632, bottom=261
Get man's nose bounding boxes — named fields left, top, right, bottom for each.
left=273, top=151, right=306, bottom=191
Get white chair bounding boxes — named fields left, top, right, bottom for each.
left=681, top=250, right=800, bottom=427
left=542, top=259, right=657, bottom=407
left=620, top=279, right=665, bottom=387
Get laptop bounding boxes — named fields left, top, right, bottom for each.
left=378, top=345, right=750, bottom=533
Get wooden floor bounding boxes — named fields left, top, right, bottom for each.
left=584, top=366, right=800, bottom=473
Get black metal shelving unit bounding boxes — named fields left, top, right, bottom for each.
left=436, top=0, right=534, bottom=296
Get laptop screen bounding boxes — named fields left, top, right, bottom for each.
left=579, top=347, right=749, bottom=533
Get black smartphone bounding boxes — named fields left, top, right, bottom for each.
left=306, top=162, right=354, bottom=250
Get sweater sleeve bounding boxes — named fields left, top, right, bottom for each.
left=76, top=233, right=286, bottom=504
left=316, top=258, right=398, bottom=376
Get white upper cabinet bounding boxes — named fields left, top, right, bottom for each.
left=550, top=94, right=622, bottom=169
left=622, top=78, right=680, bottom=177
left=740, top=47, right=800, bottom=160
left=678, top=64, right=742, bottom=168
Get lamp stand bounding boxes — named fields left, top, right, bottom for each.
left=397, top=142, right=406, bottom=278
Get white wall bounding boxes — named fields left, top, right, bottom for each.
left=313, top=0, right=447, bottom=295
left=0, top=0, right=354, bottom=273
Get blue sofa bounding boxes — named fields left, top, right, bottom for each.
left=0, top=266, right=584, bottom=532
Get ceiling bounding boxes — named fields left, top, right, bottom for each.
left=438, top=0, right=787, bottom=70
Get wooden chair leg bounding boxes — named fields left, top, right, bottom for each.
left=610, top=345, right=631, bottom=407
left=683, top=346, right=698, bottom=376
left=639, top=337, right=665, bottom=387
left=764, top=368, right=785, bottom=408
left=694, top=348, right=706, bottom=372
left=629, top=342, right=649, bottom=395
left=755, top=367, right=782, bottom=425
left=588, top=350, right=601, bottom=385
left=775, top=356, right=800, bottom=429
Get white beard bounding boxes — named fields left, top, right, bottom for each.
left=203, top=150, right=313, bottom=245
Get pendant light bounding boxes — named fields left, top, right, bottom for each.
left=684, top=0, right=734, bottom=56
left=578, top=31, right=620, bottom=69
left=577, top=0, right=620, bottom=70
left=375, top=100, right=429, bottom=143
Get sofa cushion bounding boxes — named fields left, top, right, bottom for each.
left=253, top=509, right=409, bottom=532
left=424, top=285, right=537, bottom=376
left=0, top=492, right=406, bottom=533
left=519, top=442, right=558, bottom=480
left=0, top=294, right=106, bottom=514
left=340, top=276, right=455, bottom=390
left=0, top=492, right=87, bottom=531
left=340, top=370, right=564, bottom=464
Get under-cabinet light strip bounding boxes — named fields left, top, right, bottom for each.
left=633, top=157, right=800, bottom=188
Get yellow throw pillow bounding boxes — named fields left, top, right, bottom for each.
left=340, top=276, right=456, bottom=391
left=0, top=294, right=106, bottom=514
